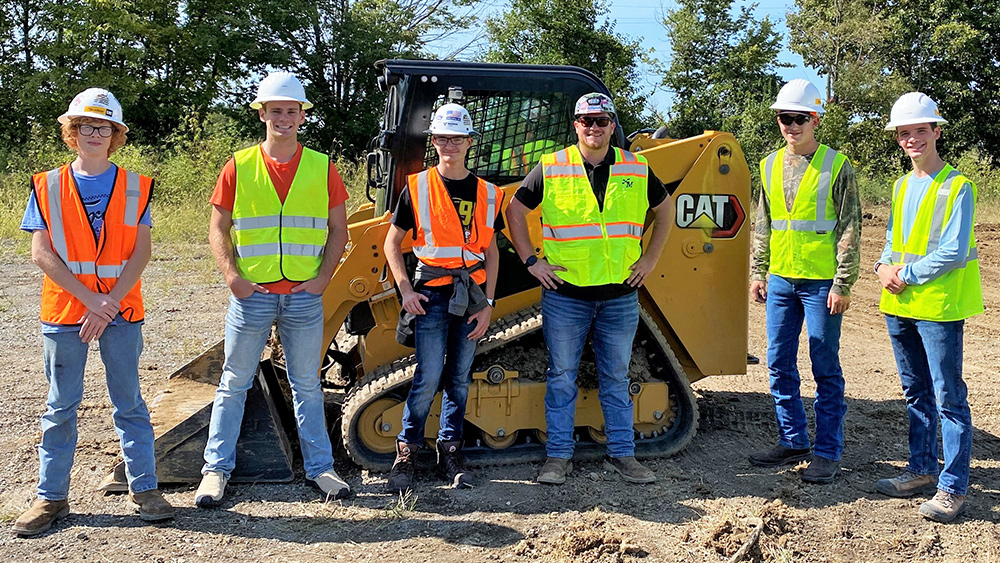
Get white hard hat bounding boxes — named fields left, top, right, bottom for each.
left=885, top=92, right=948, bottom=130
left=250, top=72, right=313, bottom=110
left=58, top=88, right=128, bottom=132
left=770, top=79, right=825, bottom=115
left=425, top=103, right=476, bottom=136
left=574, top=93, right=616, bottom=117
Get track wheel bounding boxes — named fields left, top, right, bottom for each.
left=355, top=397, right=402, bottom=455
left=481, top=430, right=518, bottom=449
left=533, top=429, right=548, bottom=444
left=586, top=427, right=608, bottom=444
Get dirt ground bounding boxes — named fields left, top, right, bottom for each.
left=1, top=217, right=999, bottom=563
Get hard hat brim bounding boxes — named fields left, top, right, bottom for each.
left=57, top=111, right=129, bottom=133
left=250, top=96, right=314, bottom=110
left=424, top=127, right=478, bottom=136
left=885, top=116, right=948, bottom=130
left=769, top=102, right=825, bottom=115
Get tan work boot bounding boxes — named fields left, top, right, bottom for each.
left=386, top=442, right=420, bottom=494
left=919, top=490, right=965, bottom=523
left=875, top=471, right=937, bottom=498
left=537, top=457, right=573, bottom=485
left=129, top=489, right=175, bottom=522
left=12, top=499, right=69, bottom=537
left=603, top=456, right=656, bottom=484
left=195, top=471, right=229, bottom=508
left=311, top=469, right=350, bottom=500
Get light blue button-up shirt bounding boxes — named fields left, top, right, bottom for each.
left=878, top=171, right=974, bottom=285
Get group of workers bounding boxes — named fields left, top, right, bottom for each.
left=11, top=68, right=981, bottom=538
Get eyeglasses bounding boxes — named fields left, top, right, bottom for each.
left=431, top=135, right=470, bottom=146
left=777, top=113, right=812, bottom=126
left=75, top=124, right=115, bottom=138
left=576, top=116, right=612, bottom=128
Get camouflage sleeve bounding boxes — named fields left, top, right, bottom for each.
left=750, top=188, right=770, bottom=282
left=831, top=162, right=862, bottom=296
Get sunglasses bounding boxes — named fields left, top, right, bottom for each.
left=778, top=113, right=812, bottom=126
left=576, top=116, right=612, bottom=127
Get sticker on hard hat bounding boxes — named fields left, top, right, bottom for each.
left=675, top=193, right=745, bottom=239
left=84, top=105, right=113, bottom=117
left=94, top=93, right=110, bottom=105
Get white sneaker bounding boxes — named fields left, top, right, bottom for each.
left=311, top=469, right=350, bottom=500
left=195, top=471, right=228, bottom=508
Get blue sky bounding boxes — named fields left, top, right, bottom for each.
left=431, top=0, right=823, bottom=117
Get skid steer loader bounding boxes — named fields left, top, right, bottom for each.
left=101, top=59, right=750, bottom=488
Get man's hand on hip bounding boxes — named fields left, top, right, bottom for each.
left=467, top=305, right=492, bottom=340
left=290, top=276, right=329, bottom=296
left=229, top=276, right=269, bottom=299
left=528, top=258, right=566, bottom=290
left=626, top=255, right=658, bottom=287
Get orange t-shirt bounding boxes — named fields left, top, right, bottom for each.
left=210, top=144, right=349, bottom=294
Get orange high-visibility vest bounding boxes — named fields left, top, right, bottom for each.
left=32, top=165, right=152, bottom=325
left=406, top=167, right=502, bottom=287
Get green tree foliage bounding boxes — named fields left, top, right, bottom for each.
left=659, top=0, right=786, bottom=159
left=483, top=0, right=648, bottom=135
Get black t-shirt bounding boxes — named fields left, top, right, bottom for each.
left=392, top=172, right=505, bottom=235
left=513, top=147, right=671, bottom=301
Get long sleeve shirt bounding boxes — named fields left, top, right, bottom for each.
left=877, top=172, right=975, bottom=285
left=750, top=150, right=863, bottom=296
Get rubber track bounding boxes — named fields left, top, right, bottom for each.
left=340, top=304, right=698, bottom=472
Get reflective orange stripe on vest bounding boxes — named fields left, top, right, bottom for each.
left=407, top=168, right=502, bottom=287
left=33, top=165, right=152, bottom=325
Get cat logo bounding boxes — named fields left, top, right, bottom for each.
left=675, top=193, right=745, bottom=239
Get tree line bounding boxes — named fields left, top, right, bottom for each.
left=2, top=0, right=999, bottom=192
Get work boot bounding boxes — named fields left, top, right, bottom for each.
left=311, top=469, right=351, bottom=500
left=875, top=471, right=937, bottom=498
left=195, top=471, right=229, bottom=508
left=386, top=441, right=419, bottom=494
left=603, top=456, right=657, bottom=484
left=436, top=440, right=474, bottom=489
left=536, top=457, right=573, bottom=485
left=919, top=490, right=965, bottom=523
left=12, top=499, right=69, bottom=537
left=748, top=444, right=812, bottom=468
left=801, top=456, right=840, bottom=484
left=129, top=489, right=175, bottom=522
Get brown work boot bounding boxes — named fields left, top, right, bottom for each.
left=129, top=489, right=175, bottom=522
left=875, top=471, right=937, bottom=498
left=919, top=490, right=965, bottom=523
left=603, top=456, right=656, bottom=484
left=386, top=441, right=419, bottom=494
left=748, top=444, right=812, bottom=468
left=536, top=457, right=573, bottom=485
left=12, top=499, right=69, bottom=537
left=436, top=440, right=474, bottom=489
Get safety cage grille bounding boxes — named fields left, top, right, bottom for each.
left=422, top=91, right=580, bottom=186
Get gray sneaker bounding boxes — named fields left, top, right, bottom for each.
left=801, top=456, right=839, bottom=484
left=603, top=456, right=656, bottom=484
left=537, top=457, right=573, bottom=485
left=919, top=489, right=965, bottom=523
left=875, top=471, right=937, bottom=498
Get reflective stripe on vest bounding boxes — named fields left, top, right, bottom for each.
left=761, top=144, right=845, bottom=279
left=408, top=167, right=501, bottom=286
left=231, top=145, right=329, bottom=283
left=879, top=166, right=983, bottom=321
left=539, top=146, right=648, bottom=286
left=33, top=165, right=151, bottom=324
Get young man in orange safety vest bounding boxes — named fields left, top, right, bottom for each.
left=383, top=103, right=503, bottom=493
left=197, top=72, right=351, bottom=506
left=15, top=88, right=174, bottom=537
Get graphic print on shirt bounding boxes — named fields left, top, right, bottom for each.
left=453, top=197, right=474, bottom=242
left=82, top=190, right=111, bottom=240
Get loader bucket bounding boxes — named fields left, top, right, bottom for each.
left=100, top=340, right=294, bottom=489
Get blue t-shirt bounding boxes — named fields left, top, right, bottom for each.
left=22, top=164, right=152, bottom=333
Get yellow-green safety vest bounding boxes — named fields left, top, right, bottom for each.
left=540, top=145, right=648, bottom=286
left=761, top=144, right=847, bottom=279
left=232, top=145, right=329, bottom=283
left=879, top=165, right=983, bottom=321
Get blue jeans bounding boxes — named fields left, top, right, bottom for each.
left=542, top=289, right=639, bottom=459
left=37, top=322, right=157, bottom=500
left=398, top=288, right=478, bottom=444
left=203, top=292, right=333, bottom=480
left=885, top=315, right=971, bottom=496
left=765, top=275, right=846, bottom=461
